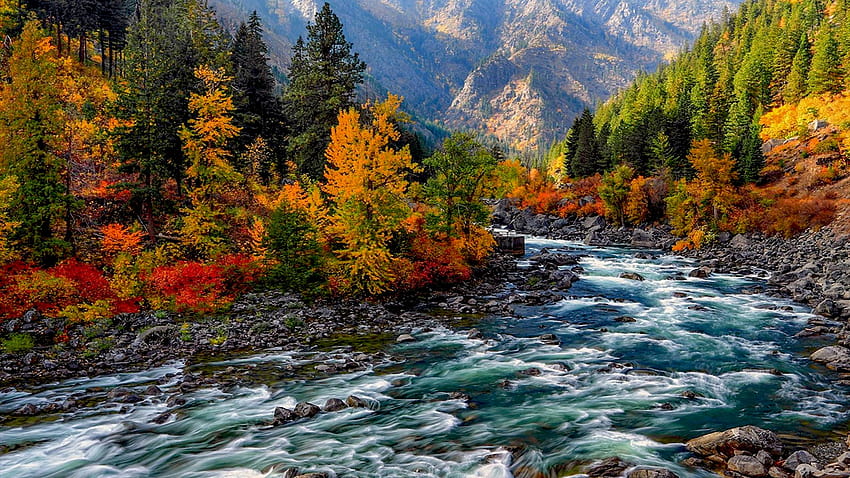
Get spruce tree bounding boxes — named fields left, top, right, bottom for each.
left=232, top=11, right=283, bottom=178
left=283, top=2, right=366, bottom=180
left=808, top=25, right=843, bottom=95
left=784, top=33, right=811, bottom=102
left=569, top=109, right=601, bottom=178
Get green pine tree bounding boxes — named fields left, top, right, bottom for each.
left=283, top=2, right=366, bottom=180
left=808, top=25, right=843, bottom=94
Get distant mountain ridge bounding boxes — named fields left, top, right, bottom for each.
left=210, top=0, right=740, bottom=150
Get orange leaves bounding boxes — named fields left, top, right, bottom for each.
left=322, top=94, right=419, bottom=295
left=100, top=224, right=144, bottom=256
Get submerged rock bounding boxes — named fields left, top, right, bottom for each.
left=688, top=267, right=712, bottom=278
left=538, top=333, right=561, bottom=345
left=322, top=398, right=347, bottom=412
left=273, top=407, right=298, bottom=425
left=345, top=395, right=369, bottom=408
left=396, top=334, right=416, bottom=344
left=294, top=402, right=320, bottom=419
left=619, top=272, right=646, bottom=281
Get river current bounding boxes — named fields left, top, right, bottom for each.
left=0, top=237, right=846, bottom=478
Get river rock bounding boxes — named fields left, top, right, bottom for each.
left=132, top=325, right=176, bottom=348
left=468, top=328, right=484, bottom=340
left=323, top=398, right=347, bottom=412
left=784, top=451, right=818, bottom=471
left=689, top=267, right=712, bottom=278
left=810, top=346, right=850, bottom=371
left=815, top=300, right=840, bottom=318
left=273, top=407, right=298, bottom=425
left=585, top=457, right=633, bottom=477
left=294, top=473, right=329, bottom=478
left=345, top=395, right=369, bottom=408
left=539, top=333, right=561, bottom=345
left=631, top=229, right=657, bottom=249
left=795, top=464, right=821, bottom=478
left=769, top=467, right=793, bottom=478
left=728, top=455, right=768, bottom=477
left=529, top=252, right=579, bottom=267
left=628, top=468, right=679, bottom=478
left=585, top=231, right=611, bottom=247
left=294, top=402, right=320, bottom=419
left=396, top=334, right=416, bottom=343
left=686, top=426, right=783, bottom=458
left=614, top=316, right=637, bottom=323
left=619, top=272, right=645, bottom=281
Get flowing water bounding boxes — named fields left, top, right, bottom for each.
left=1, top=237, right=847, bottom=478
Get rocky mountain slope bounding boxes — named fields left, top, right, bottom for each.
left=211, top=0, right=739, bottom=149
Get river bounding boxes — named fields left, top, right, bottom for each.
left=0, top=236, right=846, bottom=477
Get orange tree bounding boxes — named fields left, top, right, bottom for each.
left=322, top=94, right=420, bottom=295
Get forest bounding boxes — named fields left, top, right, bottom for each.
left=0, top=0, right=848, bottom=323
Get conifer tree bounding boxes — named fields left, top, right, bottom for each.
left=808, top=25, right=843, bottom=95
left=569, top=109, right=601, bottom=178
left=784, top=33, right=812, bottom=102
left=284, top=2, right=366, bottom=179
left=232, top=11, right=283, bottom=178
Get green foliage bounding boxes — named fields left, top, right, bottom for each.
left=2, top=333, right=34, bottom=354
left=263, top=204, right=325, bottom=292
left=423, top=133, right=496, bottom=238
left=599, top=164, right=635, bottom=227
left=808, top=25, right=843, bottom=95
left=283, top=3, right=366, bottom=179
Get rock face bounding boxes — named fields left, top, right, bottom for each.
left=686, top=426, right=783, bottom=459
left=212, top=0, right=740, bottom=151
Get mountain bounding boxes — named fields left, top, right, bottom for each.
left=210, top=0, right=740, bottom=150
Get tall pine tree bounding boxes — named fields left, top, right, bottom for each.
left=283, top=2, right=366, bottom=180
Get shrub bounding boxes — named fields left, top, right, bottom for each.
left=147, top=261, right=229, bottom=314
left=2, top=333, right=34, bottom=354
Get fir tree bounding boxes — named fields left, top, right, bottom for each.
left=808, top=25, right=843, bottom=95
left=569, top=109, right=601, bottom=178
left=283, top=2, right=366, bottom=180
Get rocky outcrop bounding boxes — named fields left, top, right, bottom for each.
left=686, top=426, right=783, bottom=462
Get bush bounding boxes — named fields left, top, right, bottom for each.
left=147, top=261, right=229, bottom=314
left=263, top=205, right=325, bottom=292
left=2, top=333, right=34, bottom=354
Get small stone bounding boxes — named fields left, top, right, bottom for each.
left=627, top=468, right=680, bottom=478
left=322, top=398, right=347, bottom=412
left=449, top=392, right=470, bottom=401
left=769, top=467, right=793, bottom=478
left=689, top=267, right=712, bottom=278
left=293, top=402, right=320, bottom=419
left=143, top=385, right=162, bottom=395
left=345, top=395, right=369, bottom=408
left=519, top=367, right=542, bottom=376
left=467, top=329, right=484, bottom=340
left=619, top=272, right=646, bottom=281
left=539, top=333, right=561, bottom=345
left=795, top=464, right=821, bottom=478
left=757, top=450, right=774, bottom=466
left=273, top=407, right=298, bottom=425
left=396, top=334, right=416, bottom=343
left=614, top=316, right=637, bottom=323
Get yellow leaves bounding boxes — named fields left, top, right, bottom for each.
left=322, top=94, right=420, bottom=295
left=247, top=217, right=267, bottom=258
left=761, top=93, right=850, bottom=140
left=0, top=175, right=20, bottom=265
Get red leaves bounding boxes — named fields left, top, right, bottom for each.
left=403, top=234, right=471, bottom=290
left=147, top=262, right=228, bottom=315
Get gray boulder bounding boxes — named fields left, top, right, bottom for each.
left=686, top=426, right=783, bottom=458
left=631, top=229, right=657, bottom=249
left=810, top=346, right=850, bottom=371
left=728, top=455, right=768, bottom=477
left=784, top=451, right=817, bottom=471
left=294, top=402, right=320, bottom=419
left=620, top=272, right=646, bottom=281
left=322, top=398, right=347, bottom=412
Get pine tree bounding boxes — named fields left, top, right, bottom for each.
left=569, top=109, right=601, bottom=178
left=232, top=11, right=283, bottom=178
left=808, top=25, right=843, bottom=95
left=784, top=33, right=811, bottom=102
left=284, top=2, right=366, bottom=179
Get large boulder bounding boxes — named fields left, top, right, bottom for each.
left=783, top=451, right=817, bottom=471
left=815, top=300, right=840, bottom=319
left=294, top=402, right=321, bottom=419
left=810, top=346, right=850, bottom=371
left=727, top=455, right=768, bottom=477
left=686, top=426, right=783, bottom=459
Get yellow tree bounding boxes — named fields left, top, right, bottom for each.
left=179, top=66, right=242, bottom=257
left=322, top=94, right=419, bottom=295
left=687, top=139, right=739, bottom=224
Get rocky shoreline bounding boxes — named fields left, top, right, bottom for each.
left=3, top=202, right=850, bottom=478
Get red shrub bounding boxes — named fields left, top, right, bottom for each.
left=51, top=258, right=113, bottom=303
left=147, top=261, right=229, bottom=314
left=214, top=253, right=262, bottom=296
left=404, top=234, right=471, bottom=290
